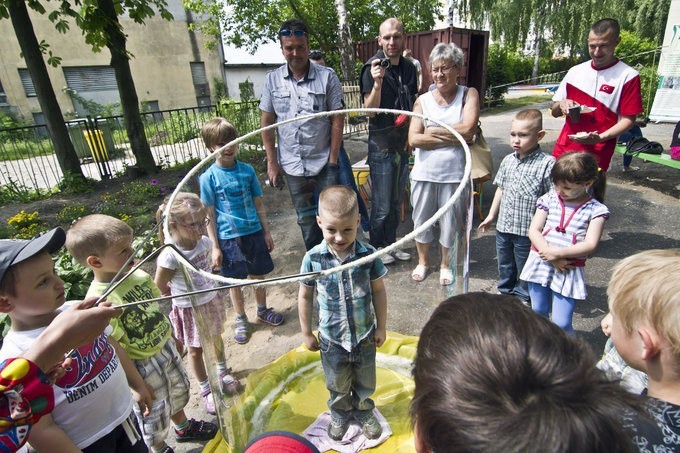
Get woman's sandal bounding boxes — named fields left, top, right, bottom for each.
left=411, top=264, right=428, bottom=282
left=440, top=267, right=454, bottom=286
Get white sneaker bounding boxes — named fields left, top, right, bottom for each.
left=392, top=248, right=411, bottom=261
left=377, top=248, right=395, bottom=264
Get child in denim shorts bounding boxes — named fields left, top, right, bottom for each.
left=199, top=118, right=284, bottom=345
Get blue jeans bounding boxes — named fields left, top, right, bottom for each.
left=337, top=147, right=370, bottom=231
left=367, top=144, right=409, bottom=248
left=529, top=282, right=576, bottom=333
left=496, top=232, right=531, bottom=302
left=284, top=163, right=338, bottom=250
left=319, top=332, right=376, bottom=423
left=619, top=125, right=642, bottom=168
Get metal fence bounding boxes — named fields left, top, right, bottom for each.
left=1, top=88, right=368, bottom=195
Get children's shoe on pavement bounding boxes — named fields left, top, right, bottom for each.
left=156, top=446, right=174, bottom=453
left=219, top=370, right=240, bottom=395
left=234, top=318, right=250, bottom=344
left=328, top=418, right=349, bottom=441
left=257, top=307, right=284, bottom=326
left=175, top=418, right=217, bottom=442
left=200, top=389, right=216, bottom=415
left=377, top=248, right=395, bottom=265
left=392, top=248, right=411, bottom=261
left=359, top=413, right=383, bottom=439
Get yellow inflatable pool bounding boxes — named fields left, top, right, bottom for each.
left=204, top=332, right=418, bottom=452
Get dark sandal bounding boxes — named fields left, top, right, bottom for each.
left=257, top=307, right=284, bottom=326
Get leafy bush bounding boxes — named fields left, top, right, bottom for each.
left=132, top=229, right=161, bottom=260
left=216, top=99, right=262, bottom=146
left=639, top=65, right=660, bottom=115
left=54, top=248, right=93, bottom=301
left=165, top=111, right=203, bottom=144
left=94, top=180, right=164, bottom=234
left=618, top=30, right=658, bottom=66
left=56, top=203, right=92, bottom=225
left=58, top=172, right=97, bottom=195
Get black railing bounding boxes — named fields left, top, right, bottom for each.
left=1, top=88, right=368, bottom=195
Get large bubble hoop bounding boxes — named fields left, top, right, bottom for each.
left=162, top=107, right=472, bottom=291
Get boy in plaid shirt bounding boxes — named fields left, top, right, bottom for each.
left=479, top=109, right=554, bottom=303
left=298, top=186, right=387, bottom=442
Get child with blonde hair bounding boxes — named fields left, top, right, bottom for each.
left=479, top=108, right=554, bottom=303
left=299, top=186, right=388, bottom=442
left=66, top=214, right=217, bottom=453
left=199, top=118, right=283, bottom=345
left=155, top=192, right=239, bottom=415
left=607, top=249, right=680, bottom=449
left=520, top=152, right=608, bottom=333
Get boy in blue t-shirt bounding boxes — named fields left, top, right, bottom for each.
left=199, top=118, right=283, bottom=345
left=298, top=185, right=387, bottom=442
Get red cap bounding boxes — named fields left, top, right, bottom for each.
left=244, top=431, right=320, bottom=453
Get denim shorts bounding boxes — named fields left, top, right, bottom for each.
left=218, top=229, right=274, bottom=278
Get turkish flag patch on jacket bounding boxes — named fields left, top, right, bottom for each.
left=599, top=84, right=614, bottom=94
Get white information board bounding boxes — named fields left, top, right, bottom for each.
left=650, top=0, right=680, bottom=122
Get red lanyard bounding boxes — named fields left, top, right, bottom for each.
left=555, top=195, right=591, bottom=233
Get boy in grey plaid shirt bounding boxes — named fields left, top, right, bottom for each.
left=479, top=109, right=554, bottom=303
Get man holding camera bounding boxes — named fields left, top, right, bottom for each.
left=360, top=18, right=418, bottom=264
left=260, top=19, right=344, bottom=250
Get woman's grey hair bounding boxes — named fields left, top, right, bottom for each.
left=428, top=42, right=464, bottom=69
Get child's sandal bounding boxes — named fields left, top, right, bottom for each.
left=257, top=307, right=284, bottom=326
left=234, top=319, right=249, bottom=344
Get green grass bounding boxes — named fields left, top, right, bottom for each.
left=482, top=94, right=553, bottom=115
left=0, top=138, right=56, bottom=160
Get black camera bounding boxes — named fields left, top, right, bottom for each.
left=379, top=58, right=391, bottom=69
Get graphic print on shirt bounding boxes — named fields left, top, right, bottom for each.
left=119, top=303, right=169, bottom=352
left=57, top=333, right=119, bottom=403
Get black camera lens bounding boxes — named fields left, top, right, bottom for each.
left=379, top=58, right=391, bottom=69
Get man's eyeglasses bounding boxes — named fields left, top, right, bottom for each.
left=279, top=29, right=307, bottom=37
left=431, top=65, right=455, bottom=74
left=180, top=218, right=210, bottom=229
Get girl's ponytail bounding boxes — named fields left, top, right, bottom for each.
left=156, top=199, right=169, bottom=244
left=591, top=170, right=606, bottom=203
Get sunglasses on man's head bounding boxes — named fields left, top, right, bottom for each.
left=279, top=29, right=307, bottom=37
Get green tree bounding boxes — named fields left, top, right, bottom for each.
left=1, top=0, right=84, bottom=180
left=452, top=0, right=668, bottom=80
left=73, top=0, right=175, bottom=174
left=3, top=0, right=174, bottom=175
left=185, top=0, right=442, bottom=82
